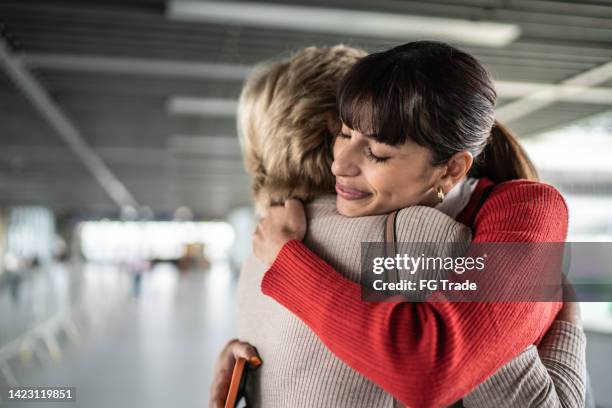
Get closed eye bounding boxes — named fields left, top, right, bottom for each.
left=366, top=147, right=390, bottom=163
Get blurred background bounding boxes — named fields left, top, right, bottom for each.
left=0, top=0, right=611, bottom=407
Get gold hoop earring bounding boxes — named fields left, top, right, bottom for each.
left=437, top=186, right=445, bottom=203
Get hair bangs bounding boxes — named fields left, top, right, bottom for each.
left=338, top=53, right=409, bottom=147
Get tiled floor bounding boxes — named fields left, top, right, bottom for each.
left=0, top=261, right=237, bottom=407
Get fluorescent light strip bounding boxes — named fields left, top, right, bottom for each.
left=496, top=81, right=612, bottom=104
left=168, top=84, right=612, bottom=119
left=21, top=53, right=251, bottom=80
left=167, top=97, right=238, bottom=116
left=168, top=135, right=242, bottom=155
left=168, top=1, right=520, bottom=48
left=496, top=60, right=612, bottom=122
left=23, top=53, right=609, bottom=106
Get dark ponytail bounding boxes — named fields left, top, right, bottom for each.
left=470, top=120, right=539, bottom=182
left=338, top=41, right=538, bottom=183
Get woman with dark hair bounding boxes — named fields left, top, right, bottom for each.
left=253, top=41, right=585, bottom=407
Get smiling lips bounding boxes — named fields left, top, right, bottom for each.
left=335, top=182, right=371, bottom=200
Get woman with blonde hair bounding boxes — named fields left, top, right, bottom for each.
left=210, top=45, right=586, bottom=408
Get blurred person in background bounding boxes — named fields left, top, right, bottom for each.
left=209, top=45, right=588, bottom=407
left=3, top=252, right=24, bottom=303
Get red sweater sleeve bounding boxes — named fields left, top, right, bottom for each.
left=261, top=180, right=568, bottom=408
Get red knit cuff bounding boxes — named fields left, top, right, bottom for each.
left=260, top=239, right=363, bottom=319
left=261, top=239, right=329, bottom=296
left=260, top=239, right=301, bottom=296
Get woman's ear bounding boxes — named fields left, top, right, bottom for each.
left=440, top=151, right=473, bottom=192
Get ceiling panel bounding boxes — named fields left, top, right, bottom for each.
left=0, top=0, right=611, bottom=218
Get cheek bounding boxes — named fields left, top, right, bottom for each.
left=364, top=167, right=396, bottom=196
left=367, top=161, right=432, bottom=203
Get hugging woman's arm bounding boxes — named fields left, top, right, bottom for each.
left=255, top=182, right=568, bottom=408
left=251, top=42, right=583, bottom=408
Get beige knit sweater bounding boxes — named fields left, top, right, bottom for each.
left=236, top=195, right=585, bottom=407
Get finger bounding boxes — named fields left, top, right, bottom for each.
left=264, top=205, right=283, bottom=219
left=209, top=397, right=224, bottom=408
left=562, top=276, right=578, bottom=303
left=211, top=365, right=233, bottom=389
left=285, top=198, right=305, bottom=221
left=254, top=219, right=271, bottom=239
left=209, top=390, right=227, bottom=408
left=231, top=342, right=263, bottom=368
left=212, top=341, right=237, bottom=375
left=209, top=394, right=227, bottom=408
left=209, top=370, right=232, bottom=408
left=284, top=198, right=304, bottom=216
left=285, top=199, right=306, bottom=233
left=557, top=277, right=582, bottom=326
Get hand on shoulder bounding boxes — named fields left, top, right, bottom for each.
left=253, top=199, right=307, bottom=266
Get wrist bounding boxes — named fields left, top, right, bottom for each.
left=271, top=237, right=294, bottom=264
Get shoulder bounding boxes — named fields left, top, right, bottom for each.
left=305, top=195, right=339, bottom=218
left=489, top=179, right=567, bottom=206
left=396, top=206, right=472, bottom=243
left=484, top=179, right=568, bottom=218
left=304, top=195, right=387, bottom=248
left=475, top=179, right=569, bottom=242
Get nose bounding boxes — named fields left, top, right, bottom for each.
left=331, top=140, right=360, bottom=177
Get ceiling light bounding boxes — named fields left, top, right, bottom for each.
left=168, top=1, right=520, bottom=47
left=168, top=135, right=242, bottom=155
left=167, top=97, right=238, bottom=116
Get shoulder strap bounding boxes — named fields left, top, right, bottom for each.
left=384, top=210, right=398, bottom=247
left=384, top=210, right=400, bottom=284
left=384, top=207, right=469, bottom=408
